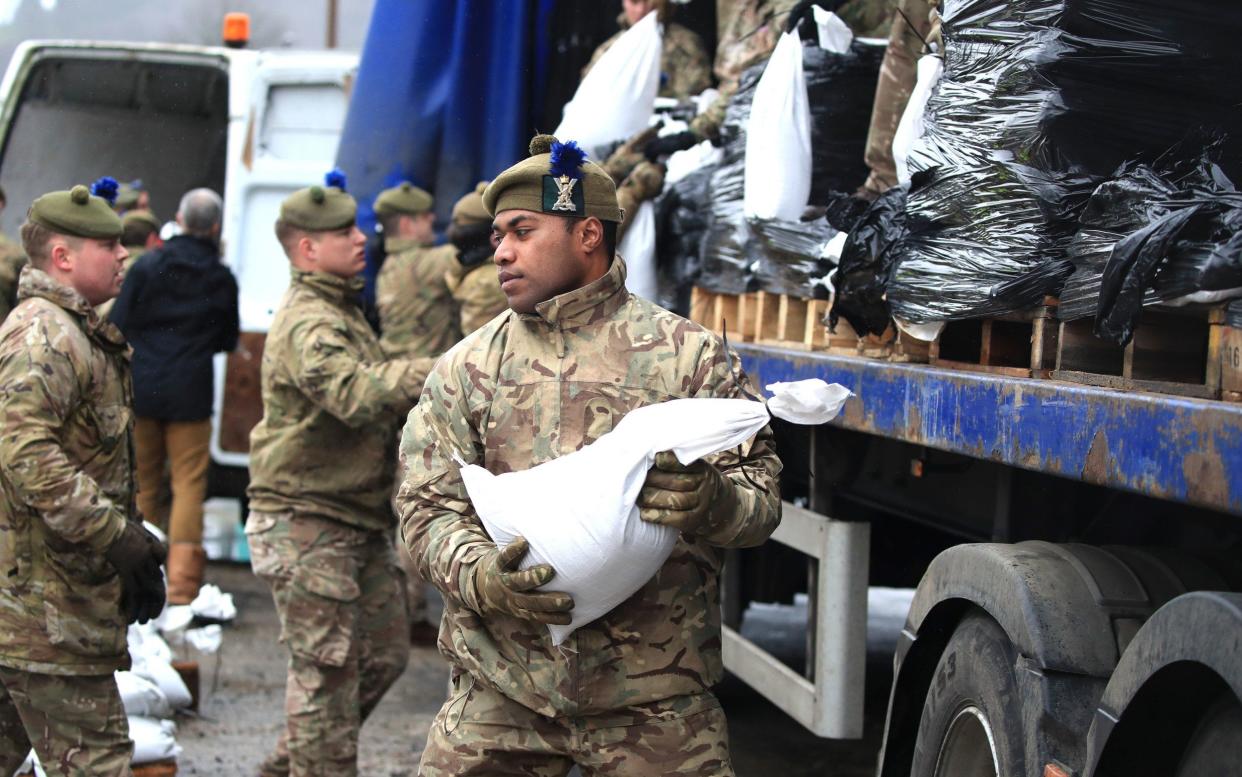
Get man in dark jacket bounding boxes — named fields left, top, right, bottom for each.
left=110, top=188, right=239, bottom=604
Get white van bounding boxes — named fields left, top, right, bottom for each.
left=0, top=38, right=358, bottom=500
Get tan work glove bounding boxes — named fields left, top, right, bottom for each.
left=471, top=536, right=574, bottom=625
left=638, top=451, right=736, bottom=535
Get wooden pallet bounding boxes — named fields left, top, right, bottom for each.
left=689, top=287, right=929, bottom=361
left=929, top=299, right=1060, bottom=379
left=1053, top=306, right=1241, bottom=401
left=132, top=760, right=177, bottom=777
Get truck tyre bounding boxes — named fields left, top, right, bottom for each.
left=910, top=610, right=1025, bottom=777
left=1174, top=694, right=1242, bottom=777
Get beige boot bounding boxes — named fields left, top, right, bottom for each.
left=166, top=542, right=206, bottom=605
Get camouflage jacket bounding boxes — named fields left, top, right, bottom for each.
left=585, top=16, right=712, bottom=99
left=445, top=257, right=508, bottom=336
left=377, top=238, right=462, bottom=359
left=0, top=234, right=27, bottom=321
left=247, top=269, right=432, bottom=532
left=397, top=256, right=782, bottom=720
left=0, top=267, right=136, bottom=675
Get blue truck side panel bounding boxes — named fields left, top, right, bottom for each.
left=739, top=344, right=1242, bottom=516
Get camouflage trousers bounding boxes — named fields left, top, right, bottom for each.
left=247, top=512, right=410, bottom=777
left=0, top=666, right=132, bottom=777
left=419, top=673, right=734, bottom=776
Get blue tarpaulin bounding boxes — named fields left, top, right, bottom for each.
left=336, top=0, right=555, bottom=295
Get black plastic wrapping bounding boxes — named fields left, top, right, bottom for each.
left=804, top=40, right=885, bottom=203
left=699, top=40, right=883, bottom=295
left=829, top=186, right=908, bottom=336
left=885, top=0, right=1242, bottom=324
left=654, top=163, right=716, bottom=315
left=698, top=62, right=762, bottom=293
left=1060, top=148, right=1242, bottom=343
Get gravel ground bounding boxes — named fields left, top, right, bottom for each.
left=173, top=563, right=885, bottom=776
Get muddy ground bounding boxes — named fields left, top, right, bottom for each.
left=172, top=563, right=888, bottom=776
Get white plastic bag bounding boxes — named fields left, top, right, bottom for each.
left=893, top=54, right=944, bottom=187
left=812, top=7, right=854, bottom=53
left=618, top=201, right=658, bottom=301
left=460, top=397, right=772, bottom=645
left=555, top=11, right=662, bottom=158
left=128, top=716, right=182, bottom=763
left=130, top=656, right=192, bottom=710
left=744, top=31, right=813, bottom=220
left=116, top=670, right=174, bottom=719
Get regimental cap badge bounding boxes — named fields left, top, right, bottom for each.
left=539, top=136, right=587, bottom=217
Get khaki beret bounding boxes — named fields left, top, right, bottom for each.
left=28, top=185, right=123, bottom=239
left=121, top=208, right=161, bottom=233
left=451, top=181, right=491, bottom=225
left=374, top=182, right=433, bottom=217
left=483, top=135, right=622, bottom=223
left=115, top=181, right=143, bottom=211
left=280, top=183, right=356, bottom=232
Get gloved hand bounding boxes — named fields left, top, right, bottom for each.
left=643, top=131, right=699, bottom=163
left=638, top=451, right=731, bottom=535
left=104, top=521, right=168, bottom=624
left=473, top=536, right=574, bottom=625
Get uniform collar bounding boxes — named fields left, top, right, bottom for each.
left=529, top=255, right=629, bottom=328
left=384, top=236, right=429, bottom=255
left=17, top=265, right=127, bottom=349
left=291, top=269, right=366, bottom=307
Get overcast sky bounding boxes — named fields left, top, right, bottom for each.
left=0, top=0, right=376, bottom=67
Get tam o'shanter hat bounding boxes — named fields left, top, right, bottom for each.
left=482, top=134, right=622, bottom=222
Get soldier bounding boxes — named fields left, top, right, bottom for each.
left=373, top=182, right=461, bottom=359
left=0, top=184, right=166, bottom=775
left=582, top=0, right=712, bottom=100
left=444, top=181, right=507, bottom=335
left=113, top=179, right=149, bottom=215
left=95, top=209, right=163, bottom=321
left=398, top=135, right=782, bottom=776
left=0, top=185, right=28, bottom=321
left=245, top=173, right=435, bottom=777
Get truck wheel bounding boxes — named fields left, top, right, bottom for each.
left=910, top=610, right=1025, bottom=777
left=1174, top=694, right=1242, bottom=777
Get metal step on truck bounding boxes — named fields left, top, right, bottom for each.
left=691, top=287, right=1242, bottom=777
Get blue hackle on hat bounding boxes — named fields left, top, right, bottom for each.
left=549, top=140, right=587, bottom=180
left=325, top=168, right=348, bottom=192
left=90, top=176, right=119, bottom=205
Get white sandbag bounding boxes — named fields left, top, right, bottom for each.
left=459, top=380, right=852, bottom=645
left=893, top=54, right=944, bottom=187
left=185, top=624, right=223, bottom=654
left=555, top=10, right=662, bottom=158
left=744, top=31, right=813, bottom=220
left=128, top=716, right=181, bottom=764
left=665, top=140, right=722, bottom=186
left=130, top=656, right=192, bottom=710
left=765, top=380, right=851, bottom=425
left=618, top=202, right=658, bottom=301
left=128, top=622, right=173, bottom=665
left=16, top=752, right=46, bottom=777
left=460, top=397, right=772, bottom=645
left=116, top=670, right=173, bottom=719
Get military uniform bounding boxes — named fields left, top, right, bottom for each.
left=861, top=0, right=935, bottom=196
left=246, top=181, right=433, bottom=776
left=373, top=182, right=462, bottom=360
left=0, top=187, right=145, bottom=775
left=443, top=181, right=506, bottom=336
left=398, top=136, right=782, bottom=776
left=0, top=233, right=26, bottom=321
left=584, top=13, right=712, bottom=100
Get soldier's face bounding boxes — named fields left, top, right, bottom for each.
left=58, top=236, right=127, bottom=306
left=307, top=224, right=366, bottom=278
left=492, top=210, right=594, bottom=314
left=623, top=0, right=654, bottom=26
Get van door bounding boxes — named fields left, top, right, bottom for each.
left=212, top=50, right=358, bottom=472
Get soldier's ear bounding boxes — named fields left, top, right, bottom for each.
left=48, top=237, right=74, bottom=272
left=579, top=216, right=603, bottom=254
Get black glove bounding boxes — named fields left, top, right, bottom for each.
left=104, top=522, right=168, bottom=624
left=643, top=131, right=699, bottom=163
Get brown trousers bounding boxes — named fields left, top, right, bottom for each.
left=133, top=417, right=212, bottom=543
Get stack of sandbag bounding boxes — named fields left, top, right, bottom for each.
left=885, top=0, right=1242, bottom=325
